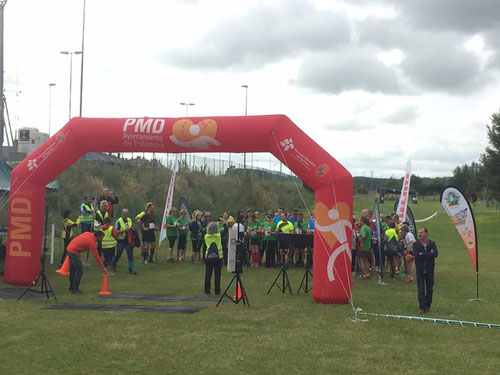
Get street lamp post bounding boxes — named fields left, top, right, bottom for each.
left=60, top=51, right=82, bottom=120
left=179, top=102, right=195, bottom=117
left=48, top=83, right=56, bottom=136
left=241, top=85, right=248, bottom=170
left=79, top=0, right=86, bottom=117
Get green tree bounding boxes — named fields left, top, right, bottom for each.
left=481, top=109, right=500, bottom=201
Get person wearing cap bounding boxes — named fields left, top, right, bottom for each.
left=66, top=230, right=107, bottom=294
left=99, top=188, right=119, bottom=218
left=80, top=194, right=95, bottom=233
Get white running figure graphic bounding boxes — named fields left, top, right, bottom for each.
left=315, top=207, right=352, bottom=282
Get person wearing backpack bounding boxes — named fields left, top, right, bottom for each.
left=204, top=222, right=223, bottom=295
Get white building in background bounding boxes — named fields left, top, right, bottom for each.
left=16, top=127, right=49, bottom=155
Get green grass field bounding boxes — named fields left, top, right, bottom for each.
left=1, top=196, right=499, bottom=374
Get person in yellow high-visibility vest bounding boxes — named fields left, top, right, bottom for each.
left=204, top=222, right=223, bottom=295
left=276, top=213, right=294, bottom=265
left=101, top=217, right=119, bottom=269
left=61, top=210, right=81, bottom=265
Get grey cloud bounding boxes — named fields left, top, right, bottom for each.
left=323, top=120, right=375, bottom=132
left=383, top=105, right=418, bottom=124
left=357, top=16, right=492, bottom=94
left=295, top=48, right=404, bottom=94
left=160, top=0, right=350, bottom=71
left=350, top=0, right=500, bottom=34
left=401, top=38, right=488, bottom=94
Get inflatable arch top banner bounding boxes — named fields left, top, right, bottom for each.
left=5, top=115, right=353, bottom=304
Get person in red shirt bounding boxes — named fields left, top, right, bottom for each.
left=66, top=231, right=107, bottom=294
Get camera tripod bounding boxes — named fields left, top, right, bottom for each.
left=267, top=249, right=293, bottom=295
left=297, top=248, right=313, bottom=294
left=217, top=272, right=250, bottom=307
left=18, top=206, right=57, bottom=301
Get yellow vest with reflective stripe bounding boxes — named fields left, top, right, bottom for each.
left=80, top=202, right=94, bottom=223
left=117, top=217, right=133, bottom=240
left=94, top=210, right=109, bottom=229
left=204, top=233, right=223, bottom=259
left=102, top=226, right=117, bottom=249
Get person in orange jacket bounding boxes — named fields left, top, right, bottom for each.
left=66, top=231, right=107, bottom=294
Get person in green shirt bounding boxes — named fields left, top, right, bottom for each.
left=176, top=209, right=189, bottom=262
left=247, top=213, right=261, bottom=268
left=165, top=207, right=178, bottom=262
left=358, top=217, right=372, bottom=279
left=292, top=212, right=309, bottom=267
left=254, top=211, right=265, bottom=266
left=261, top=214, right=277, bottom=269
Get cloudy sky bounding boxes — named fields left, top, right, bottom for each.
left=4, top=0, right=500, bottom=177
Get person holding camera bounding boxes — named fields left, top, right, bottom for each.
left=204, top=222, right=223, bottom=295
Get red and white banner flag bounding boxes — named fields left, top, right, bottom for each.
left=159, top=155, right=179, bottom=244
left=440, top=186, right=478, bottom=272
left=396, top=161, right=412, bottom=223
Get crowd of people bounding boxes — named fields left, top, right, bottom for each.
left=352, top=209, right=438, bottom=314
left=61, top=189, right=316, bottom=295
left=62, top=188, right=437, bottom=313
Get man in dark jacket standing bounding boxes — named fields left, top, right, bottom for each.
left=411, top=227, right=438, bottom=314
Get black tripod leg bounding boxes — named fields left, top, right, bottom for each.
left=267, top=268, right=284, bottom=294
left=44, top=273, right=58, bottom=302
left=239, top=277, right=250, bottom=307
left=284, top=269, right=293, bottom=295
left=17, top=276, right=39, bottom=301
left=297, top=270, right=307, bottom=294
left=217, top=274, right=236, bottom=307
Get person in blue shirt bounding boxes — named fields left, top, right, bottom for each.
left=308, top=211, right=315, bottom=232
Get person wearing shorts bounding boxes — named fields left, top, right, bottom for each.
left=276, top=213, right=294, bottom=265
left=138, top=203, right=158, bottom=264
left=165, top=207, right=178, bottom=262
left=176, top=210, right=189, bottom=261
left=357, top=217, right=372, bottom=279
left=189, top=211, right=202, bottom=264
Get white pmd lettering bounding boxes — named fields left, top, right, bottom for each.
left=123, top=118, right=164, bottom=134
left=152, top=119, right=165, bottom=134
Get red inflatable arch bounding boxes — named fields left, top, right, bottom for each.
left=5, top=115, right=353, bottom=304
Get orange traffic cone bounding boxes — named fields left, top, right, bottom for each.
left=98, top=273, right=112, bottom=295
left=232, top=284, right=242, bottom=301
left=56, top=257, right=70, bottom=276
